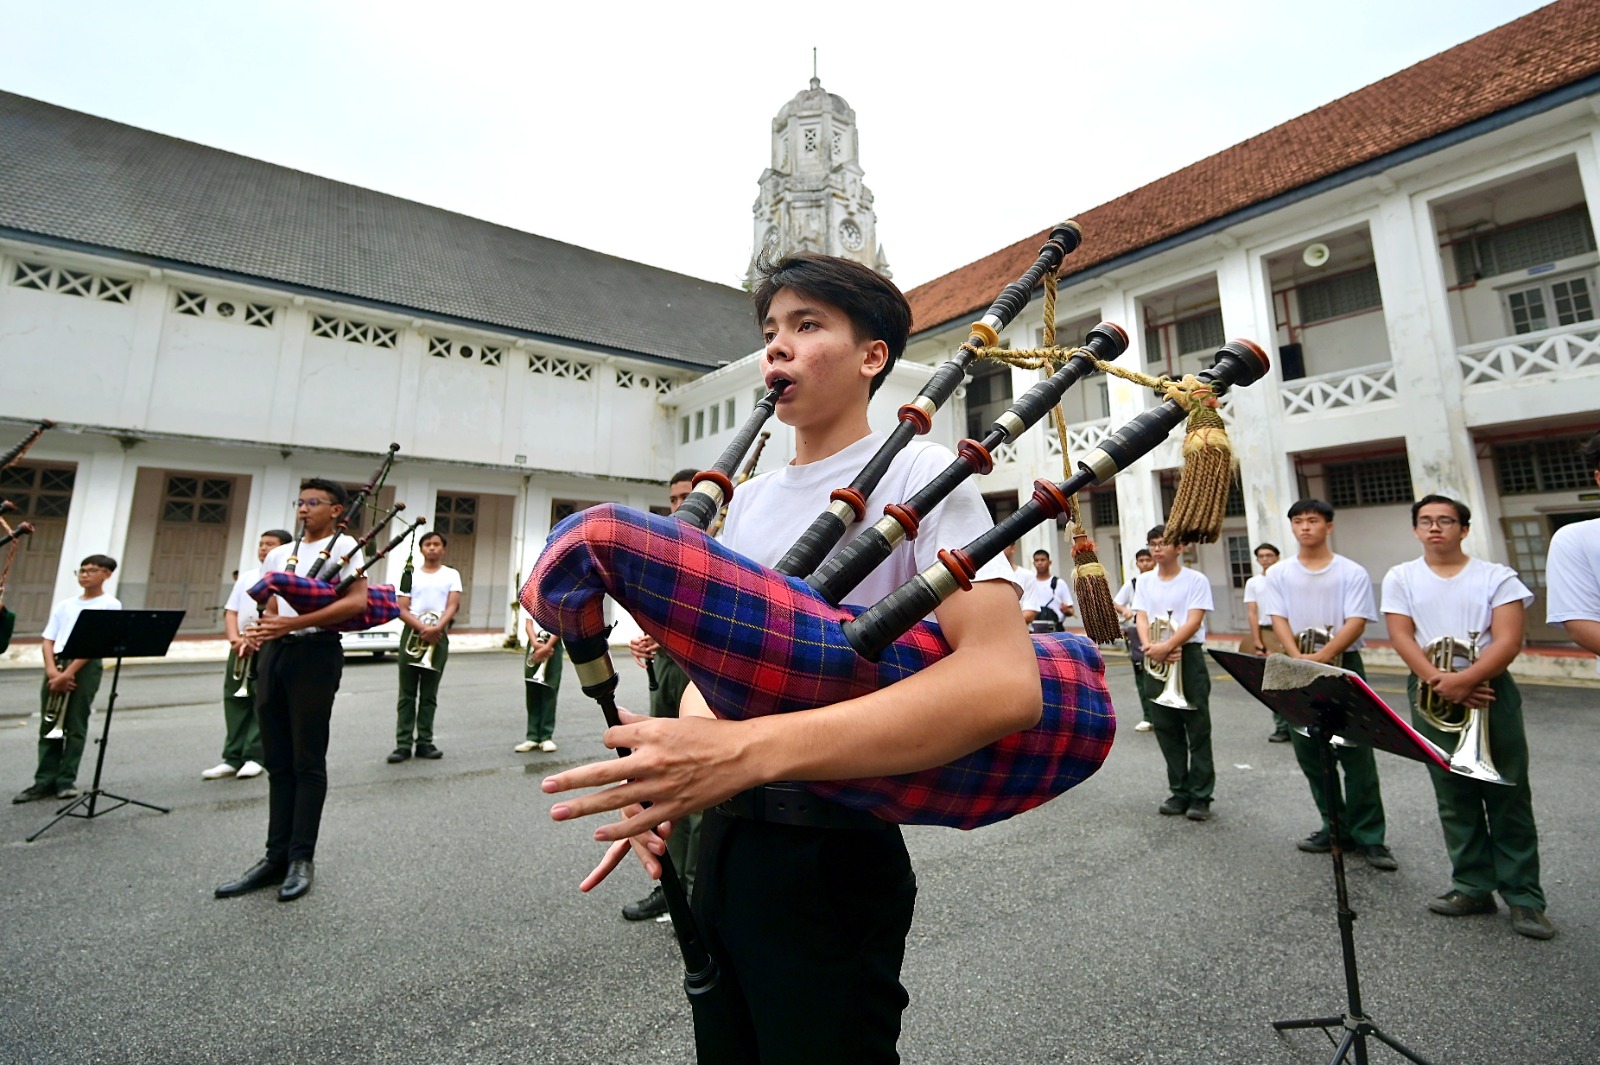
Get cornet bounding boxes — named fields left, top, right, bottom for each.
left=230, top=646, right=252, bottom=699
left=1144, top=613, right=1193, bottom=710
left=403, top=611, right=443, bottom=671
left=42, top=653, right=69, bottom=740
left=526, top=632, right=552, bottom=686
left=1419, top=631, right=1505, bottom=784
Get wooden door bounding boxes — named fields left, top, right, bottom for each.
left=147, top=474, right=234, bottom=632
left=434, top=492, right=478, bottom=625
left=0, top=463, right=75, bottom=634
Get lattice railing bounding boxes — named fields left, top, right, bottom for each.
left=1279, top=362, right=1397, bottom=416
left=991, top=440, right=1018, bottom=466
left=1456, top=323, right=1600, bottom=387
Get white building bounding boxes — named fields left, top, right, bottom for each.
left=0, top=91, right=760, bottom=644
left=897, top=0, right=1600, bottom=644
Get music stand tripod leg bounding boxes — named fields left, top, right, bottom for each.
left=1272, top=723, right=1433, bottom=1065
left=26, top=656, right=169, bottom=843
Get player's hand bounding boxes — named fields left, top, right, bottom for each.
left=1429, top=671, right=1496, bottom=708
left=544, top=710, right=755, bottom=840
left=248, top=613, right=301, bottom=643
left=628, top=634, right=659, bottom=669
left=47, top=674, right=76, bottom=694
left=577, top=807, right=671, bottom=892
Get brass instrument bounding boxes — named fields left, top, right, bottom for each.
left=1296, top=624, right=1335, bottom=656
left=230, top=645, right=252, bottom=699
left=526, top=632, right=552, bottom=686
left=42, top=653, right=69, bottom=740
left=403, top=611, right=443, bottom=671
left=1144, top=613, right=1193, bottom=710
left=1418, top=632, right=1504, bottom=784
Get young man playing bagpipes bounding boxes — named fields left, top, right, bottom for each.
left=1381, top=494, right=1553, bottom=939
left=541, top=254, right=1039, bottom=1063
left=215, top=479, right=366, bottom=903
left=390, top=530, right=462, bottom=763
left=12, top=554, right=121, bottom=804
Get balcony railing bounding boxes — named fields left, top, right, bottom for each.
left=1279, top=362, right=1398, bottom=416
left=1457, top=322, right=1600, bottom=387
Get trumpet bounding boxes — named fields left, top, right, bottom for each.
left=1144, top=613, right=1193, bottom=710
left=403, top=611, right=442, bottom=671
left=526, top=632, right=552, bottom=686
left=1419, top=632, right=1504, bottom=784
left=42, top=653, right=69, bottom=739
left=1296, top=624, right=1335, bottom=656
left=230, top=644, right=252, bottom=699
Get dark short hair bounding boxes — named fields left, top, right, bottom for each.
left=1033, top=549, right=1050, bottom=560
left=261, top=529, right=294, bottom=545
left=752, top=253, right=910, bottom=398
left=1254, top=542, right=1280, bottom=556
left=420, top=530, right=447, bottom=547
left=1582, top=431, right=1600, bottom=473
left=669, top=468, right=698, bottom=486
left=1287, top=499, right=1334, bottom=522
left=1411, top=493, right=1470, bottom=528
left=80, top=554, right=117, bottom=572
left=1146, top=524, right=1168, bottom=543
left=300, top=478, right=349, bottom=507
left=1134, top=547, right=1153, bottom=559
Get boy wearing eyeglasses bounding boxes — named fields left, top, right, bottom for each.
left=215, top=479, right=366, bottom=903
left=11, top=555, right=121, bottom=804
left=1381, top=493, right=1552, bottom=940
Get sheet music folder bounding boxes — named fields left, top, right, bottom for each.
left=59, top=609, right=185, bottom=661
left=1208, top=649, right=1452, bottom=772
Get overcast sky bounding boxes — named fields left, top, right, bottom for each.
left=3, top=0, right=1554, bottom=292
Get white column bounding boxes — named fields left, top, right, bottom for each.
left=1370, top=189, right=1493, bottom=556
left=266, top=305, right=310, bottom=443
left=1104, top=288, right=1162, bottom=555
left=115, top=273, right=169, bottom=429
left=391, top=325, right=426, bottom=451
left=55, top=443, right=132, bottom=604
left=1216, top=247, right=1298, bottom=550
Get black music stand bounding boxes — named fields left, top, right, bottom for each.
left=1210, top=650, right=1450, bottom=1065
left=28, top=609, right=183, bottom=842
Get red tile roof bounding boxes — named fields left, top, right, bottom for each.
left=906, top=0, right=1600, bottom=334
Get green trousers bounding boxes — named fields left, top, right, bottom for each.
left=524, top=642, right=563, bottom=743
left=396, top=633, right=448, bottom=746
left=1138, top=643, right=1214, bottom=803
left=221, top=648, right=264, bottom=766
left=1409, top=673, right=1544, bottom=909
left=651, top=653, right=701, bottom=897
left=1289, top=651, right=1387, bottom=847
left=35, top=659, right=103, bottom=791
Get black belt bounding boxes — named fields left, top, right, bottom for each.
left=717, top=782, right=892, bottom=831
left=279, top=631, right=342, bottom=645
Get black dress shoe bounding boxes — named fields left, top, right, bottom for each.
left=386, top=747, right=412, bottom=763
left=215, top=858, right=287, bottom=898
left=278, top=859, right=314, bottom=902
left=413, top=742, right=442, bottom=760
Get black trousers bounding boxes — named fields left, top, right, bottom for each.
left=255, top=635, right=343, bottom=864
left=691, top=808, right=916, bottom=1065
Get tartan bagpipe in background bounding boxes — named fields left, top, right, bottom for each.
left=247, top=572, right=399, bottom=632
left=525, top=504, right=1115, bottom=830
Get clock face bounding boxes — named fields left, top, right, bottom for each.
left=839, top=219, right=864, bottom=251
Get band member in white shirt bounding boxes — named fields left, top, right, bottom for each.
left=1114, top=548, right=1155, bottom=732
left=1242, top=542, right=1290, bottom=742
left=1262, top=499, right=1396, bottom=871
left=1021, top=549, right=1076, bottom=631
left=390, top=531, right=463, bottom=763
left=204, top=529, right=291, bottom=781
left=1383, top=493, right=1552, bottom=939
left=1546, top=431, right=1600, bottom=666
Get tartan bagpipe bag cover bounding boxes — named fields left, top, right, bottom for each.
left=248, top=573, right=400, bottom=632
left=526, top=504, right=1116, bottom=830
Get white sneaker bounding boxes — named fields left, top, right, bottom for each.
left=1134, top=721, right=1153, bottom=733
left=236, top=760, right=264, bottom=779
left=513, top=741, right=537, bottom=753
left=201, top=763, right=238, bottom=780
left=539, top=740, right=558, bottom=753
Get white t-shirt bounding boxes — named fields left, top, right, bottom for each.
left=400, top=564, right=463, bottom=618
left=1260, top=555, right=1377, bottom=649
left=42, top=593, right=124, bottom=655
left=1021, top=574, right=1075, bottom=616
left=1381, top=556, right=1531, bottom=652
left=1132, top=567, right=1214, bottom=643
left=721, top=432, right=1013, bottom=613
left=1113, top=578, right=1138, bottom=609
left=1242, top=574, right=1265, bottom=606
left=261, top=533, right=364, bottom=631
left=1007, top=565, right=1030, bottom=596
left=225, top=567, right=262, bottom=623
left=1544, top=517, right=1600, bottom=673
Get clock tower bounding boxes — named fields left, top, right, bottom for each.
left=747, top=75, right=891, bottom=285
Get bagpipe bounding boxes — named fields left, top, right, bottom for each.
left=525, top=222, right=1269, bottom=829
left=0, top=421, right=52, bottom=653
left=247, top=446, right=418, bottom=631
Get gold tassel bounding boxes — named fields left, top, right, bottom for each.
left=1071, top=530, right=1123, bottom=645
left=1163, top=403, right=1234, bottom=546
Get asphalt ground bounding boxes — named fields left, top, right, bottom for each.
left=1, top=648, right=1596, bottom=1065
